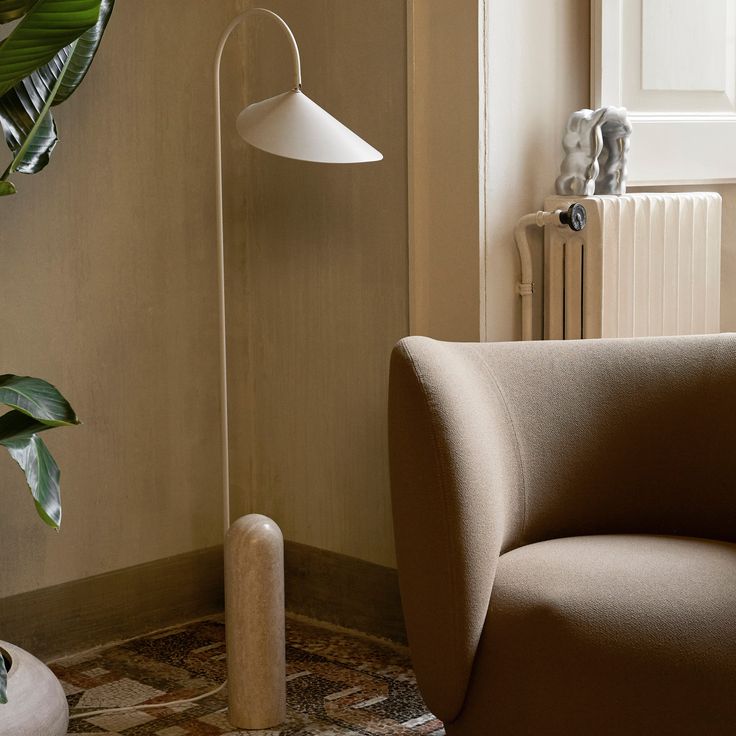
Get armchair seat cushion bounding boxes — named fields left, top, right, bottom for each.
left=453, top=534, right=736, bottom=735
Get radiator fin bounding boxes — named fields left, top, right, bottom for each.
left=543, top=193, right=721, bottom=339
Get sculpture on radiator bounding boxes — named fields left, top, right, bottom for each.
left=555, top=106, right=631, bottom=196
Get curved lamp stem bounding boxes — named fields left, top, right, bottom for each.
left=216, top=8, right=302, bottom=95
left=215, top=9, right=302, bottom=536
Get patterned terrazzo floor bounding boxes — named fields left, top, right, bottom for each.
left=50, top=615, right=445, bottom=736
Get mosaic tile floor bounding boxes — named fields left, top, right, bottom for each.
left=50, top=615, right=445, bottom=736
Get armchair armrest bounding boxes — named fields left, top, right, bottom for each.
left=388, top=337, right=524, bottom=723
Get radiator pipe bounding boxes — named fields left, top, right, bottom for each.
left=514, top=204, right=586, bottom=341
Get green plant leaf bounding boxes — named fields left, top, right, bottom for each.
left=0, top=0, right=101, bottom=97
left=0, top=179, right=16, bottom=195
left=0, top=0, right=113, bottom=176
left=0, top=409, right=51, bottom=442
left=0, top=40, right=74, bottom=181
left=0, top=651, right=6, bottom=705
left=0, top=377, right=78, bottom=530
left=53, top=0, right=114, bottom=105
left=0, top=374, right=79, bottom=529
left=0, top=76, right=60, bottom=174
left=2, top=433, right=62, bottom=528
left=0, top=374, right=79, bottom=426
left=0, top=0, right=33, bottom=24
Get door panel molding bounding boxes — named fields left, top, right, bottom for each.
left=593, top=0, right=736, bottom=185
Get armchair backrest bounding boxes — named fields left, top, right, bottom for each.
left=474, top=334, right=736, bottom=545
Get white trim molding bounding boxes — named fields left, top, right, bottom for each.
left=406, top=0, right=487, bottom=341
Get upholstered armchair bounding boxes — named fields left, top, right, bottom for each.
left=389, top=335, right=736, bottom=735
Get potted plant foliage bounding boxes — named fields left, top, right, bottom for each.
left=0, top=0, right=115, bottom=195
left=1, top=1, right=113, bottom=733
left=0, top=376, right=79, bottom=735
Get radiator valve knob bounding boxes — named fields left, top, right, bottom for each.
left=560, top=203, right=586, bottom=232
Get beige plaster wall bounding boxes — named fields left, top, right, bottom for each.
left=4, top=0, right=729, bottom=603
left=484, top=0, right=591, bottom=342
left=408, top=0, right=484, bottom=342
left=718, top=186, right=736, bottom=331
left=226, top=0, right=408, bottom=568
left=0, top=0, right=408, bottom=601
left=482, top=1, right=736, bottom=340
left=0, top=0, right=248, bottom=598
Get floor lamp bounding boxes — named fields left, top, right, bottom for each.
left=214, top=8, right=382, bottom=730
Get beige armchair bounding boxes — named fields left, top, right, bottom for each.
left=389, top=335, right=736, bottom=735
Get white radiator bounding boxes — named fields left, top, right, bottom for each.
left=543, top=193, right=722, bottom=339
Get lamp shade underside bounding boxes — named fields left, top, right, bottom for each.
left=236, top=89, right=383, bottom=164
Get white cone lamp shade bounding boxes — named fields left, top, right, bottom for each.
left=237, top=88, right=383, bottom=164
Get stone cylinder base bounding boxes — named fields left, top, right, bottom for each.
left=225, top=514, right=286, bottom=730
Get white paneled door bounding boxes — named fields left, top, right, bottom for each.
left=593, top=0, right=736, bottom=185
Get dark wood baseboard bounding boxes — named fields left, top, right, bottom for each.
left=284, top=541, right=406, bottom=644
left=0, top=545, right=225, bottom=662
left=0, top=541, right=406, bottom=662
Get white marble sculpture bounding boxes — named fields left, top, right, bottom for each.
left=555, top=106, right=632, bottom=196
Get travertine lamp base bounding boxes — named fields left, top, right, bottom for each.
left=225, top=514, right=286, bottom=730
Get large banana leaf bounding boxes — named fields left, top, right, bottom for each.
left=53, top=0, right=113, bottom=105
left=0, top=0, right=101, bottom=97
left=0, top=64, right=61, bottom=174
left=0, top=0, right=112, bottom=182
left=0, top=43, right=73, bottom=179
